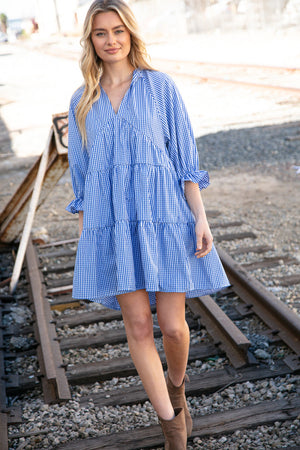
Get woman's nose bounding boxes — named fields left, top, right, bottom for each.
left=107, top=32, right=116, bottom=45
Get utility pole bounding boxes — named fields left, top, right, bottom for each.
left=53, top=0, right=61, bottom=34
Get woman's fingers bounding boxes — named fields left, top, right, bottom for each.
left=195, top=234, right=213, bottom=258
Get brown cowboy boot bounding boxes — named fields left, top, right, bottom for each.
left=159, top=408, right=187, bottom=450
left=166, top=373, right=193, bottom=437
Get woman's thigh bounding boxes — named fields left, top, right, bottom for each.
left=156, top=292, right=187, bottom=332
left=116, top=289, right=153, bottom=338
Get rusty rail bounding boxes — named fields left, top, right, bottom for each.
left=25, top=238, right=71, bottom=403
left=186, top=296, right=251, bottom=368
left=217, top=246, right=300, bottom=370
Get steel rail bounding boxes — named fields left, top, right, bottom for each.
left=153, top=58, right=300, bottom=73
left=166, top=70, right=300, bottom=96
left=217, top=246, right=300, bottom=368
left=25, top=238, right=71, bottom=403
left=186, top=296, right=251, bottom=368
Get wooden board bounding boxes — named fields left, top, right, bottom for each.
left=66, top=344, right=220, bottom=385
left=56, top=397, right=300, bottom=449
left=79, top=361, right=292, bottom=408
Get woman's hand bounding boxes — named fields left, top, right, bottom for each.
left=194, top=219, right=213, bottom=258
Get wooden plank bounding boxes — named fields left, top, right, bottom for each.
left=242, top=256, right=299, bottom=271
left=79, top=361, right=292, bottom=408
left=230, top=245, right=274, bottom=255
left=215, top=232, right=257, bottom=242
left=210, top=221, right=244, bottom=229
left=60, top=317, right=198, bottom=350
left=276, top=274, right=300, bottom=286
left=56, top=309, right=125, bottom=328
left=55, top=303, right=185, bottom=328
left=0, top=129, right=69, bottom=243
left=39, top=249, right=76, bottom=259
left=66, top=343, right=220, bottom=385
left=60, top=327, right=162, bottom=350
left=46, top=277, right=74, bottom=288
left=25, top=239, right=71, bottom=403
left=42, top=261, right=75, bottom=274
left=56, top=397, right=300, bottom=449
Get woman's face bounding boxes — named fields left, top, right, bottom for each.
left=91, top=11, right=131, bottom=65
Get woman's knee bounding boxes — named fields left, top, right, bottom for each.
left=160, top=320, right=188, bottom=342
left=124, top=313, right=154, bottom=343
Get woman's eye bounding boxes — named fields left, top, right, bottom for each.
left=96, top=32, right=105, bottom=37
left=115, top=29, right=124, bottom=34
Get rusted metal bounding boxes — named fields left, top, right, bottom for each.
left=25, top=238, right=71, bottom=403
left=0, top=113, right=69, bottom=244
left=217, top=246, right=300, bottom=356
left=186, top=297, right=251, bottom=368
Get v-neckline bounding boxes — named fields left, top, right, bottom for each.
left=100, top=69, right=137, bottom=116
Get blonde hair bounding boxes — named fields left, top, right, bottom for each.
left=76, top=0, right=154, bottom=146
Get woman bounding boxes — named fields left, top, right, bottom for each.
left=66, top=1, right=230, bottom=448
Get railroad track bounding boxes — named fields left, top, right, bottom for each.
left=27, top=39, right=300, bottom=97
left=152, top=58, right=300, bottom=97
left=2, top=212, right=300, bottom=449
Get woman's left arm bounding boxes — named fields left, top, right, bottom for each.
left=184, top=180, right=213, bottom=258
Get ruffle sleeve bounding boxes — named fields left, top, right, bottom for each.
left=66, top=91, right=89, bottom=214
left=164, top=76, right=209, bottom=194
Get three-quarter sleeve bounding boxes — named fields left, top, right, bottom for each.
left=66, top=94, right=89, bottom=214
left=165, top=79, right=209, bottom=194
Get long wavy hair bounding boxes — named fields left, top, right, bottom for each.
left=76, top=0, right=154, bottom=146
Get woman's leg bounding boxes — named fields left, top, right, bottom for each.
left=156, top=292, right=190, bottom=387
left=117, top=289, right=174, bottom=420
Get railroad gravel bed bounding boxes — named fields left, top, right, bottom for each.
left=8, top=373, right=300, bottom=449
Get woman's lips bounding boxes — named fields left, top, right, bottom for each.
left=105, top=48, right=120, bottom=54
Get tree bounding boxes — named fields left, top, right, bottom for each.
left=0, top=13, right=7, bottom=33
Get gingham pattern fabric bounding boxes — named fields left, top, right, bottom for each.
left=66, top=69, right=230, bottom=310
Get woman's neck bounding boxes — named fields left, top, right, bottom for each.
left=101, top=60, right=135, bottom=87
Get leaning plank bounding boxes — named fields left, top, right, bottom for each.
left=66, top=344, right=220, bottom=385
left=10, top=129, right=52, bottom=294
left=0, top=114, right=69, bottom=243
left=56, top=397, right=300, bottom=449
left=79, top=361, right=292, bottom=408
left=25, top=239, right=71, bottom=403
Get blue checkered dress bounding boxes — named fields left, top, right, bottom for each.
left=66, top=69, right=230, bottom=310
